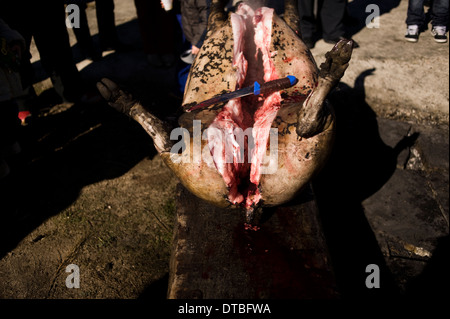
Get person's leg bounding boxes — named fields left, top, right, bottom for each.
left=298, top=0, right=316, bottom=40
left=430, top=0, right=449, bottom=27
left=72, top=3, right=98, bottom=59
left=430, top=0, right=448, bottom=42
left=320, top=0, right=346, bottom=42
left=95, top=0, right=120, bottom=50
left=33, top=3, right=82, bottom=102
left=0, top=100, right=19, bottom=157
left=134, top=0, right=161, bottom=55
left=406, top=0, right=426, bottom=28
left=134, top=0, right=176, bottom=67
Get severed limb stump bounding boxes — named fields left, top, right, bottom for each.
left=167, top=183, right=338, bottom=299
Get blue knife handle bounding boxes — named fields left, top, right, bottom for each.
left=254, top=81, right=261, bottom=95
left=253, top=76, right=298, bottom=95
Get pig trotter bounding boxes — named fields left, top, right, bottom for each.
left=97, top=78, right=173, bottom=153
left=297, top=39, right=353, bottom=138
left=319, top=39, right=353, bottom=86
left=97, top=78, right=136, bottom=116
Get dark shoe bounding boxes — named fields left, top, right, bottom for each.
left=405, top=25, right=419, bottom=42
left=323, top=37, right=342, bottom=44
left=303, top=37, right=315, bottom=49
left=86, top=50, right=103, bottom=62
left=324, top=36, right=359, bottom=48
left=113, top=42, right=134, bottom=52
left=101, top=42, right=133, bottom=53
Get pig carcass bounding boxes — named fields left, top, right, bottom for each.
left=97, top=0, right=353, bottom=223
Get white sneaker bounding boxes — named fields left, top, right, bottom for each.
left=405, top=25, right=419, bottom=42
left=431, top=26, right=448, bottom=43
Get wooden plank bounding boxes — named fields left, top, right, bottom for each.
left=167, top=183, right=338, bottom=299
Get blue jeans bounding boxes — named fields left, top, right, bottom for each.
left=406, top=0, right=449, bottom=28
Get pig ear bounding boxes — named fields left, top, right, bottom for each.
left=206, top=0, right=228, bottom=37
left=283, top=0, right=302, bottom=39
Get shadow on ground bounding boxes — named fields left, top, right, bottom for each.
left=346, top=0, right=402, bottom=37
left=311, top=69, right=418, bottom=298
left=313, top=67, right=447, bottom=299
left=0, top=19, right=183, bottom=262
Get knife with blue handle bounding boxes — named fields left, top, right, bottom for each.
left=186, top=75, right=298, bottom=112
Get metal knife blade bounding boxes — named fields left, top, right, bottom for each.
left=186, top=75, right=298, bottom=112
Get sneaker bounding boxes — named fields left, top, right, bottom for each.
left=405, top=25, right=419, bottom=42
left=431, top=26, right=448, bottom=43
left=180, top=49, right=195, bottom=64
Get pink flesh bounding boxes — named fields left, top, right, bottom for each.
left=207, top=5, right=281, bottom=210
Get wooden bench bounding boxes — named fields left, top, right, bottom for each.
left=168, top=184, right=338, bottom=299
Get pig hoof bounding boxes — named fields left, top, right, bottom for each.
left=96, top=78, right=135, bottom=115
left=319, top=39, right=354, bottom=83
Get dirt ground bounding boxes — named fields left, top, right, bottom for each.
left=0, top=0, right=448, bottom=299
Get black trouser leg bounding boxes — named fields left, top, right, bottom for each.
left=298, top=0, right=316, bottom=39
left=320, top=0, right=346, bottom=41
left=72, top=4, right=96, bottom=57
left=33, top=3, right=82, bottom=102
left=0, top=101, right=19, bottom=153
left=96, top=0, right=119, bottom=50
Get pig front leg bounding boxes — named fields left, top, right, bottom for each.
left=296, top=39, right=354, bottom=138
left=97, top=78, right=173, bottom=153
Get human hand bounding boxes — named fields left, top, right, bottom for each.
left=160, top=0, right=172, bottom=10
left=191, top=45, right=200, bottom=55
